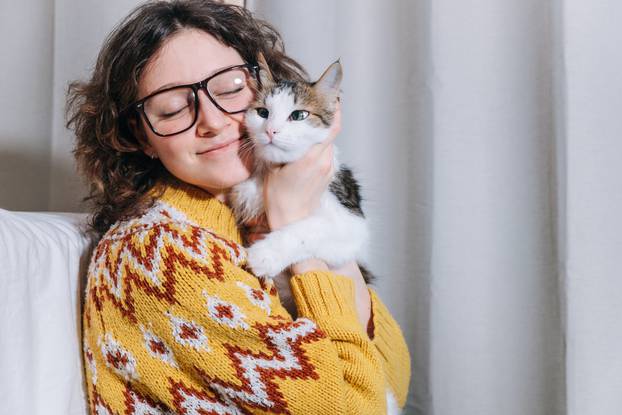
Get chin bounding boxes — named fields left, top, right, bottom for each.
left=180, top=160, right=252, bottom=193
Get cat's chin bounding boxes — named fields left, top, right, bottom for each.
left=257, top=144, right=306, bottom=164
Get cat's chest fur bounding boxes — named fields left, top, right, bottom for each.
left=228, top=172, right=265, bottom=226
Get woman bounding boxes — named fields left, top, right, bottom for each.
left=67, top=1, right=410, bottom=413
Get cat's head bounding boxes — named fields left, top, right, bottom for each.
left=244, top=55, right=342, bottom=163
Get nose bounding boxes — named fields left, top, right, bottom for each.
left=195, top=89, right=228, bottom=135
left=266, top=126, right=279, bottom=141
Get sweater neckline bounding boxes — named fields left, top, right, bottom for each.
left=151, top=177, right=243, bottom=244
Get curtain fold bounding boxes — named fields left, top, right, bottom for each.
left=563, top=1, right=622, bottom=414
left=250, top=1, right=621, bottom=414
left=428, top=1, right=562, bottom=414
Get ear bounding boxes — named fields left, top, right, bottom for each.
left=128, top=116, right=156, bottom=157
left=313, top=59, right=342, bottom=101
left=256, top=52, right=275, bottom=87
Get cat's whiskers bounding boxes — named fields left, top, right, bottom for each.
left=237, top=138, right=258, bottom=161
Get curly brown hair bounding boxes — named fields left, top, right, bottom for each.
left=66, top=0, right=307, bottom=238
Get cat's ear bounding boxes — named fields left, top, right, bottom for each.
left=256, top=52, right=275, bottom=87
left=313, top=59, right=343, bottom=101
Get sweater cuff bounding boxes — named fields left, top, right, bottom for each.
left=289, top=271, right=360, bottom=325
left=368, top=288, right=411, bottom=407
left=368, top=288, right=408, bottom=357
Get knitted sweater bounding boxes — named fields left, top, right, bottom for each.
left=82, top=178, right=411, bottom=414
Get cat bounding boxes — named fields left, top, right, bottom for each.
left=230, top=56, right=372, bottom=283
left=228, top=55, right=401, bottom=415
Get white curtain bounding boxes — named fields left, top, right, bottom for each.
left=1, top=1, right=621, bottom=414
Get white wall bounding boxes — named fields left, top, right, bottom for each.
left=0, top=0, right=143, bottom=212
left=49, top=0, right=143, bottom=212
left=0, top=1, right=54, bottom=210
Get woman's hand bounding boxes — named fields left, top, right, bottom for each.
left=290, top=259, right=371, bottom=332
left=243, top=214, right=270, bottom=245
left=263, top=103, right=342, bottom=231
left=329, top=260, right=372, bottom=330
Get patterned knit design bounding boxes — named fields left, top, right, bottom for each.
left=82, top=179, right=411, bottom=414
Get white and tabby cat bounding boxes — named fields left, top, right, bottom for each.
left=230, top=56, right=371, bottom=280
left=229, top=55, right=401, bottom=415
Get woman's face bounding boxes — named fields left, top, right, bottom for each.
left=137, top=29, right=253, bottom=200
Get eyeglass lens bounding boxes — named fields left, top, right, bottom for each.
left=143, top=67, right=255, bottom=136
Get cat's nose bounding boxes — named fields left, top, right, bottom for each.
left=266, top=129, right=279, bottom=141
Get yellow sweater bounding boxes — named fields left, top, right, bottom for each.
left=82, top=179, right=411, bottom=414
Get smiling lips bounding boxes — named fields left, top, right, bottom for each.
left=197, top=139, right=239, bottom=154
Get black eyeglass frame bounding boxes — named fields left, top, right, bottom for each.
left=123, top=63, right=259, bottom=137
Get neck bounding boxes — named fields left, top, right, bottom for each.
left=201, top=187, right=227, bottom=203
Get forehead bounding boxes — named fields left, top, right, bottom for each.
left=139, top=29, right=244, bottom=97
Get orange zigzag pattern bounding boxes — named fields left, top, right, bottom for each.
left=86, top=203, right=246, bottom=326
left=190, top=318, right=325, bottom=414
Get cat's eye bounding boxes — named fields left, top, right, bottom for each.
left=289, top=110, right=309, bottom=121
left=256, top=107, right=269, bottom=118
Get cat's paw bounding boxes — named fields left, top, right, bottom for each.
left=246, top=241, right=287, bottom=278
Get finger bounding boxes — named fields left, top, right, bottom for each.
left=270, top=102, right=341, bottom=168
left=246, top=232, right=267, bottom=244
left=297, top=105, right=340, bottom=165
left=320, top=143, right=334, bottom=177
left=324, top=102, right=342, bottom=145
left=297, top=140, right=328, bottom=167
left=247, top=225, right=270, bottom=236
left=246, top=215, right=268, bottom=228
left=310, top=105, right=341, bottom=158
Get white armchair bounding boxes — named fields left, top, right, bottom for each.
left=0, top=209, right=96, bottom=414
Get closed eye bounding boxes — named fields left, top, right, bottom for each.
left=289, top=110, right=309, bottom=121
left=160, top=105, right=190, bottom=118
left=215, top=86, right=244, bottom=97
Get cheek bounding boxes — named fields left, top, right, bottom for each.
left=161, top=138, right=189, bottom=157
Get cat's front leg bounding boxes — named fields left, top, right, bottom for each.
left=245, top=226, right=306, bottom=277
left=246, top=211, right=339, bottom=277
left=247, top=209, right=364, bottom=277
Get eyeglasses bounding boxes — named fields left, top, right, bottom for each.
left=126, top=63, right=259, bottom=137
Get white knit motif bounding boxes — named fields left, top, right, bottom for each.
left=98, top=333, right=139, bottom=381
left=172, top=384, right=244, bottom=415
left=140, top=324, right=178, bottom=368
left=203, top=292, right=250, bottom=330
left=166, top=311, right=211, bottom=352
left=94, top=400, right=113, bottom=415
left=126, top=389, right=176, bottom=415
left=83, top=339, right=98, bottom=386
left=209, top=318, right=319, bottom=408
left=235, top=281, right=271, bottom=315
left=87, top=201, right=247, bottom=301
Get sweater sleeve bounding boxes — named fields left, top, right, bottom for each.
left=367, top=288, right=412, bottom=408
left=82, top=222, right=389, bottom=415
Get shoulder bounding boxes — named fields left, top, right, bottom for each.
left=85, top=200, right=249, bottom=323
left=96, top=200, right=246, bottom=264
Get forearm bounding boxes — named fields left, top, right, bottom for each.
left=291, top=258, right=371, bottom=332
